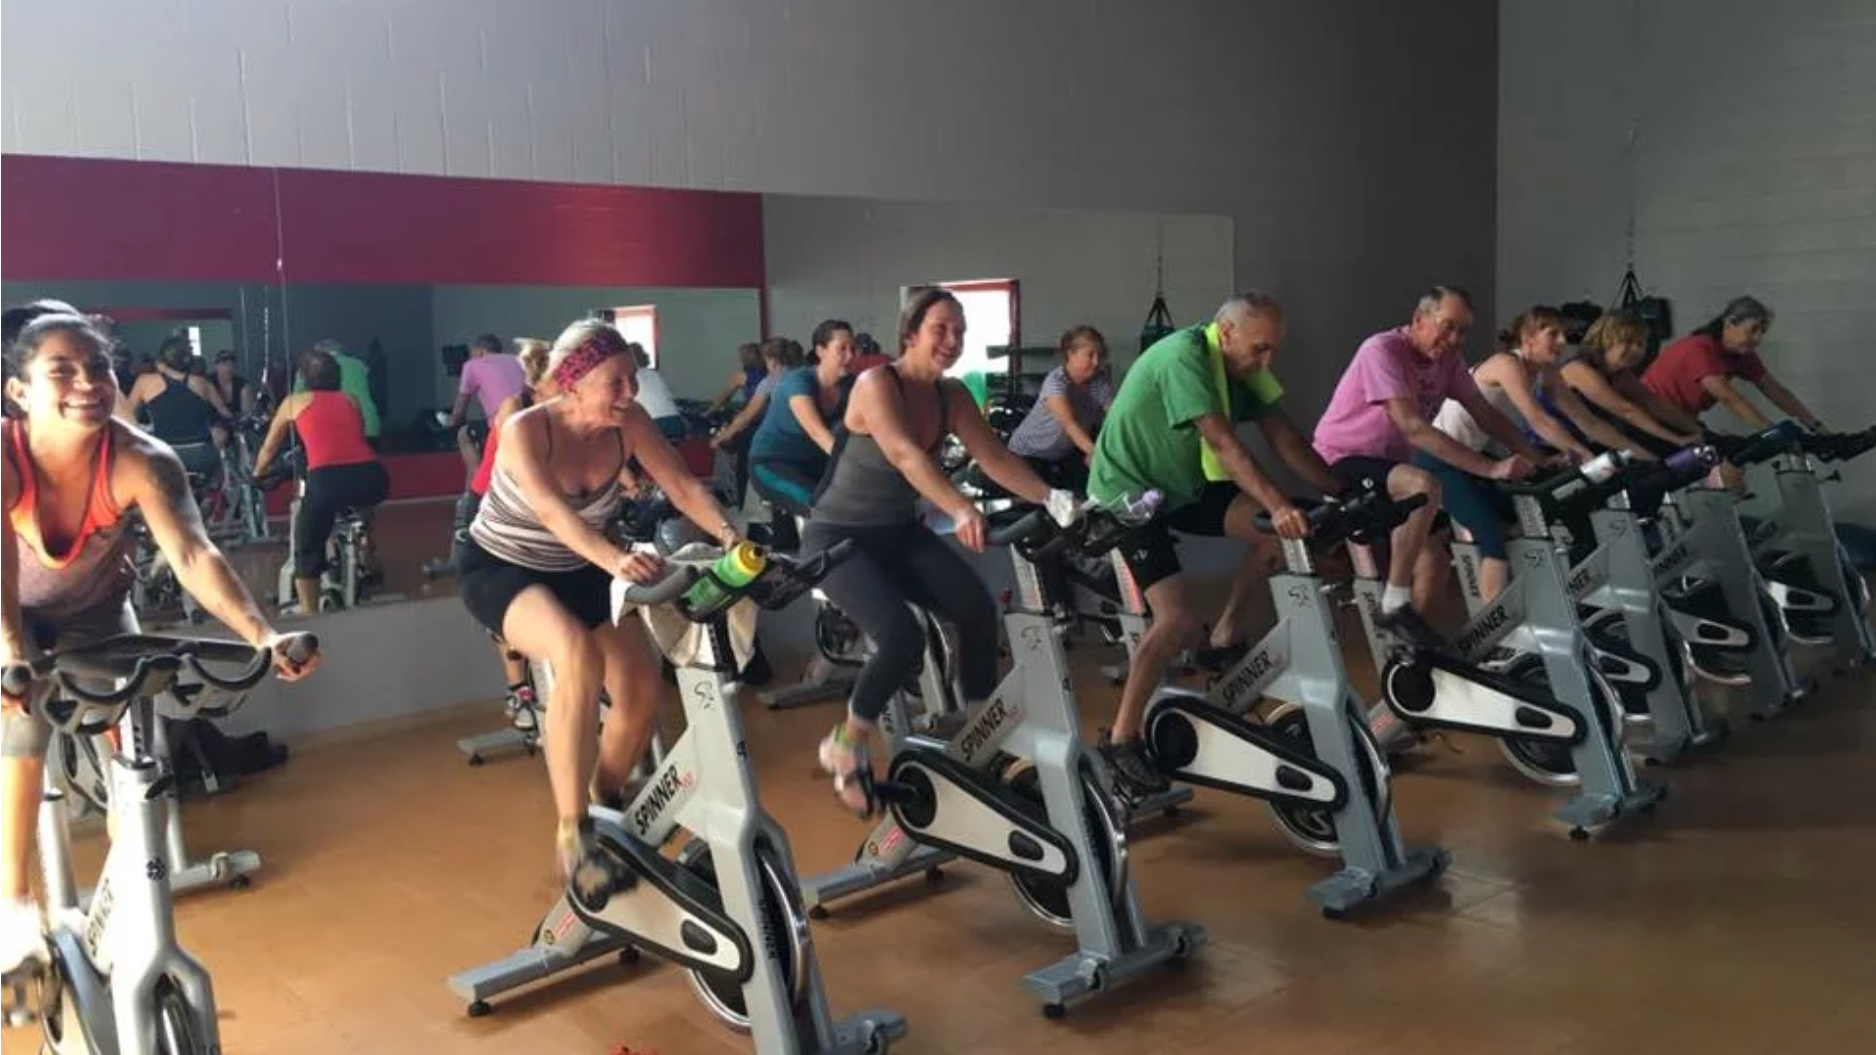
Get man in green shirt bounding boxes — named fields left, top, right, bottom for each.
left=1088, top=291, right=1342, bottom=796
left=293, top=339, right=381, bottom=443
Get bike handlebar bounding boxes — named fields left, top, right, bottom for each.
left=1711, top=420, right=1806, bottom=466
left=615, top=539, right=865, bottom=620
left=1798, top=424, right=1876, bottom=462
left=1252, top=491, right=1428, bottom=544
left=2, top=632, right=317, bottom=735
left=615, top=567, right=700, bottom=607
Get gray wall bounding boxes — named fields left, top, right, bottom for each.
left=764, top=195, right=1234, bottom=372
left=429, top=286, right=762, bottom=404
left=2, top=0, right=1500, bottom=412
left=1499, top=0, right=1876, bottom=521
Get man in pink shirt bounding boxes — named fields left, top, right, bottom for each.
left=1311, top=286, right=1545, bottom=646
left=446, top=333, right=527, bottom=428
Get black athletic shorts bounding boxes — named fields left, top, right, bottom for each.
left=458, top=536, right=613, bottom=638
left=1114, top=482, right=1242, bottom=593
left=1326, top=455, right=1399, bottom=493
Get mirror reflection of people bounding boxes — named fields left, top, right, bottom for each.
left=456, top=320, right=741, bottom=879
left=292, top=339, right=381, bottom=447
left=251, top=349, right=389, bottom=614
left=458, top=339, right=556, bottom=732
left=2, top=309, right=315, bottom=974
left=211, top=349, right=257, bottom=419
left=626, top=343, right=687, bottom=441
left=124, top=335, right=231, bottom=477
left=705, top=341, right=766, bottom=417
left=445, top=333, right=526, bottom=432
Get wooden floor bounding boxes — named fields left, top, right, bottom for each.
left=7, top=629, right=1876, bottom=1055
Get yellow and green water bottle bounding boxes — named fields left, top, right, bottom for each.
left=683, top=541, right=768, bottom=614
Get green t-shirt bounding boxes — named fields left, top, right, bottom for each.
left=294, top=351, right=380, bottom=438
left=1088, top=324, right=1284, bottom=510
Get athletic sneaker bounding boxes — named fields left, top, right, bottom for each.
left=1099, top=735, right=1169, bottom=798
left=817, top=726, right=874, bottom=815
left=555, top=818, right=587, bottom=882
left=508, top=687, right=539, bottom=734
left=0, top=898, right=45, bottom=975
left=1375, top=605, right=1445, bottom=652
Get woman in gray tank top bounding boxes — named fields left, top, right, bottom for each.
left=806, top=288, right=1079, bottom=815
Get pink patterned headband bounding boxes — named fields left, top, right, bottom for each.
left=552, top=336, right=622, bottom=389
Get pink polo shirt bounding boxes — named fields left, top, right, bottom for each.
left=1312, top=326, right=1482, bottom=464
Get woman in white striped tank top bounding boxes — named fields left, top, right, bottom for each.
left=458, top=320, right=741, bottom=879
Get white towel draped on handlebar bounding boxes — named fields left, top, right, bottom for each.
left=610, top=542, right=761, bottom=672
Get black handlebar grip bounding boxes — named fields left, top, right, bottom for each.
left=987, top=510, right=1045, bottom=547
left=1, top=665, right=30, bottom=698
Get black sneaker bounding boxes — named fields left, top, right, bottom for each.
left=1374, top=604, right=1445, bottom=652
left=1099, top=735, right=1170, bottom=797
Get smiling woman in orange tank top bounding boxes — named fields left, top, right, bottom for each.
left=1, top=305, right=316, bottom=975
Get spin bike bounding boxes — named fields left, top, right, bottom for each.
left=1736, top=424, right=1876, bottom=671
left=265, top=450, right=386, bottom=615
left=817, top=505, right=1204, bottom=1017
left=1354, top=470, right=1666, bottom=838
left=1445, top=446, right=1731, bottom=767
left=1645, top=422, right=1823, bottom=720
left=1137, top=488, right=1449, bottom=916
left=447, top=543, right=905, bottom=1054
left=2, top=632, right=318, bottom=1055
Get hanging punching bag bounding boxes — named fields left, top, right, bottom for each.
left=1615, top=267, right=1674, bottom=358
left=1140, top=293, right=1175, bottom=353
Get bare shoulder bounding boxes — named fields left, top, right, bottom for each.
left=111, top=420, right=189, bottom=510
left=1478, top=351, right=1525, bottom=383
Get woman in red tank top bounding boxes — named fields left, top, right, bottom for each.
left=450, top=340, right=555, bottom=707
left=253, top=348, right=389, bottom=613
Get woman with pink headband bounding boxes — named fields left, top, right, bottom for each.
left=458, top=318, right=740, bottom=878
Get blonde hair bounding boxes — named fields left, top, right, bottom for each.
left=1579, top=310, right=1650, bottom=371
left=544, top=319, right=629, bottom=386
left=514, top=337, right=551, bottom=387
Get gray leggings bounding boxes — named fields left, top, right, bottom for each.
left=800, top=520, right=998, bottom=724
left=1, top=600, right=139, bottom=758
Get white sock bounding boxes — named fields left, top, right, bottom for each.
left=1382, top=584, right=1412, bottom=614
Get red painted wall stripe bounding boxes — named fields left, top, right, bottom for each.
left=2, top=155, right=766, bottom=291
left=1, top=157, right=279, bottom=282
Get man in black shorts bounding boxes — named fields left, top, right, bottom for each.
left=1086, top=292, right=1342, bottom=795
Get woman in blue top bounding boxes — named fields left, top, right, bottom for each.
left=749, top=320, right=856, bottom=548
